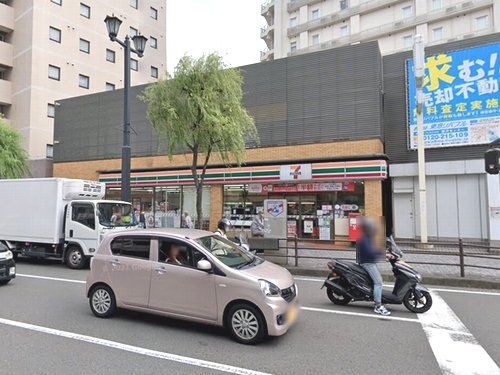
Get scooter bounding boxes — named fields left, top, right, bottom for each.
left=322, top=236, right=432, bottom=313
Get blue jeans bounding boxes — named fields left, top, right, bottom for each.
left=360, top=262, right=383, bottom=305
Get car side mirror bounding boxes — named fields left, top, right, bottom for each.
left=197, top=259, right=212, bottom=272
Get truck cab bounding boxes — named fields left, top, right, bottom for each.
left=64, top=200, right=138, bottom=269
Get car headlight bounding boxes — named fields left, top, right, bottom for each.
left=259, top=279, right=280, bottom=297
left=3, top=250, right=13, bottom=260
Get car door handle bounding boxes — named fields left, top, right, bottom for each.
left=155, top=267, right=167, bottom=275
left=107, top=259, right=120, bottom=267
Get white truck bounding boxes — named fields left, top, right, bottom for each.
left=0, top=178, right=138, bottom=269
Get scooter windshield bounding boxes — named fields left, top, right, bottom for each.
left=387, top=236, right=404, bottom=258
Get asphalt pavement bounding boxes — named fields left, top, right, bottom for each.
left=1, top=259, right=500, bottom=375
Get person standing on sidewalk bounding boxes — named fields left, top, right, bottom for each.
left=357, top=218, right=391, bottom=316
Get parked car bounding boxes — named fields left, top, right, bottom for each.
left=0, top=241, right=16, bottom=285
left=86, top=228, right=298, bottom=344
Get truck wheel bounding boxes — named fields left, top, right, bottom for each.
left=65, top=246, right=86, bottom=269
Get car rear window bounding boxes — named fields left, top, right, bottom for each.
left=110, top=236, right=151, bottom=259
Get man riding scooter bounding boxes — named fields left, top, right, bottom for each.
left=357, top=218, right=391, bottom=316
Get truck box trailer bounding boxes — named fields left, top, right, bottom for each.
left=0, top=178, right=137, bottom=269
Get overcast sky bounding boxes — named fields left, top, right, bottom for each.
left=166, top=0, right=266, bottom=74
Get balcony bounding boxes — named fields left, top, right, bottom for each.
left=0, top=2, right=14, bottom=32
left=261, top=0, right=275, bottom=17
left=260, top=48, right=275, bottom=61
left=260, top=23, right=275, bottom=39
left=0, top=41, right=13, bottom=68
left=287, top=0, right=492, bottom=38
left=288, top=0, right=402, bottom=37
left=288, top=0, right=494, bottom=55
left=287, top=0, right=322, bottom=13
left=0, top=78, right=12, bottom=105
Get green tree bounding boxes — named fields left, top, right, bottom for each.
left=141, top=53, right=258, bottom=229
left=0, top=116, right=30, bottom=179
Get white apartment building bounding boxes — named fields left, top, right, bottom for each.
left=0, top=0, right=166, bottom=176
left=260, top=0, right=500, bottom=61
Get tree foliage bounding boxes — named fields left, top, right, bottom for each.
left=141, top=53, right=258, bottom=228
left=0, top=116, right=30, bottom=179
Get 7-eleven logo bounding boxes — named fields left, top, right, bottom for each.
left=290, top=165, right=302, bottom=179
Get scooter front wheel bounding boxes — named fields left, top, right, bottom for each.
left=403, top=290, right=432, bottom=313
left=326, top=288, right=351, bottom=305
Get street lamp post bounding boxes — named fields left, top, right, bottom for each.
left=104, top=15, right=147, bottom=203
left=413, top=34, right=429, bottom=245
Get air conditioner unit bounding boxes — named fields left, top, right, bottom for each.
left=462, top=2, right=473, bottom=8
left=447, top=37, right=458, bottom=42
left=445, top=6, right=457, bottom=13
left=462, top=33, right=475, bottom=38
left=394, top=21, right=403, bottom=27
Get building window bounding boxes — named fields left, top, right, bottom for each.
left=402, top=5, right=412, bottom=18
left=47, top=103, right=55, bottom=118
left=150, top=6, right=158, bottom=19
left=79, top=74, right=89, bottom=89
left=130, top=58, right=138, bottom=71
left=403, top=35, right=413, bottom=48
left=106, top=82, right=115, bottom=91
left=151, top=66, right=158, bottom=78
left=130, top=0, right=138, bottom=9
left=48, top=65, right=60, bottom=81
left=106, top=49, right=115, bottom=63
left=311, top=9, right=319, bottom=20
left=49, top=27, right=61, bottom=43
left=290, top=41, right=297, bottom=53
left=431, top=0, right=442, bottom=10
left=130, top=27, right=138, bottom=37
left=150, top=36, right=157, bottom=49
left=312, top=34, right=319, bottom=45
left=80, top=3, right=90, bottom=18
left=79, top=38, right=90, bottom=53
left=475, top=15, right=489, bottom=31
left=46, top=144, right=54, bottom=159
left=340, top=24, right=349, bottom=37
left=340, top=0, right=349, bottom=11
left=290, top=16, right=297, bottom=27
left=51, top=0, right=62, bottom=5
left=432, top=27, right=443, bottom=41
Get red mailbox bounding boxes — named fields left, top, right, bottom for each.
left=348, top=213, right=362, bottom=242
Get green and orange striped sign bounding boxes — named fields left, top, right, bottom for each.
left=99, top=160, right=387, bottom=187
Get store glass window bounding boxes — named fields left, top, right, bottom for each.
left=154, top=187, right=181, bottom=228
left=182, top=186, right=211, bottom=229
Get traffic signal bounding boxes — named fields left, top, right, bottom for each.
left=485, top=148, right=500, bottom=175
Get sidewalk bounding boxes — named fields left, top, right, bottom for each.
left=268, top=240, right=500, bottom=286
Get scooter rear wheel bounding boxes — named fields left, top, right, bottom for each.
left=403, top=290, right=432, bottom=313
left=326, top=288, right=351, bottom=305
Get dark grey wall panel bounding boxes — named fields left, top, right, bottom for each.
left=54, top=41, right=383, bottom=163
left=383, top=33, right=500, bottom=164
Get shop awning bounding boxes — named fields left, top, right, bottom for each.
left=99, top=159, right=387, bottom=187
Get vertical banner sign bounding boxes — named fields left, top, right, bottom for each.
left=407, top=42, right=499, bottom=149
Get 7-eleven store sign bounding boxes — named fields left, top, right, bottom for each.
left=99, top=160, right=387, bottom=187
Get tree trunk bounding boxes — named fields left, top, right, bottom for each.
left=195, top=181, right=203, bottom=229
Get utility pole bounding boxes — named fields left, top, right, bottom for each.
left=413, top=34, right=428, bottom=245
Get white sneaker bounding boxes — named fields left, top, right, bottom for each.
left=374, top=305, right=391, bottom=316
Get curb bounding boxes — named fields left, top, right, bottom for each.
left=286, top=267, right=500, bottom=290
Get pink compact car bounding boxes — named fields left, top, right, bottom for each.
left=86, top=228, right=298, bottom=344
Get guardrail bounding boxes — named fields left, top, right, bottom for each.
left=264, top=237, right=500, bottom=278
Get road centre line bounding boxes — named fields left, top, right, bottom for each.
left=0, top=317, right=271, bottom=375
left=293, top=276, right=500, bottom=296
left=300, top=306, right=419, bottom=323
left=417, top=292, right=500, bottom=375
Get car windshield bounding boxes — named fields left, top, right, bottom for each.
left=195, top=235, right=254, bottom=268
left=97, top=203, right=135, bottom=227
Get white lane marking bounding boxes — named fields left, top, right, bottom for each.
left=294, top=277, right=500, bottom=296
left=0, top=317, right=271, bottom=375
left=417, top=292, right=500, bottom=375
left=16, top=273, right=86, bottom=284
left=300, top=306, right=419, bottom=324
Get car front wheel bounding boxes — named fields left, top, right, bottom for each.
left=227, top=303, right=267, bottom=345
left=65, top=246, right=86, bottom=269
left=89, top=285, right=116, bottom=318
